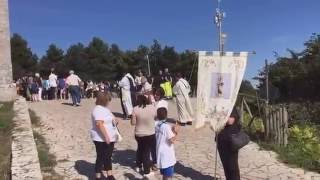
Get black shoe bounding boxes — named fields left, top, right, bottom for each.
left=178, top=122, right=186, bottom=126
left=107, top=175, right=116, bottom=180
left=151, top=164, right=158, bottom=171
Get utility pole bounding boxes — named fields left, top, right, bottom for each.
left=214, top=0, right=226, bottom=55
left=265, top=59, right=269, bottom=105
left=146, top=55, right=151, bottom=76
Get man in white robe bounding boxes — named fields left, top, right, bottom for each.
left=119, top=73, right=136, bottom=118
left=173, top=73, right=194, bottom=125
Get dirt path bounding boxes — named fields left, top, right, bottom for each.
left=29, top=99, right=320, bottom=180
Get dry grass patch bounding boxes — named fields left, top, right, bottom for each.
left=29, top=109, right=64, bottom=179
left=0, top=102, right=14, bottom=180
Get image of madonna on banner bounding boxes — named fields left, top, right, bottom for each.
left=195, top=51, right=248, bottom=132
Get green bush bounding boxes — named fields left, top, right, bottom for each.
left=259, top=124, right=320, bottom=172
left=242, top=112, right=265, bottom=141
left=282, top=124, right=320, bottom=171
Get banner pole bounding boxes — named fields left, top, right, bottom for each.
left=214, top=0, right=224, bottom=179
left=214, top=132, right=219, bottom=179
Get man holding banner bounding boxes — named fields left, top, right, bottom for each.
left=173, top=73, right=194, bottom=125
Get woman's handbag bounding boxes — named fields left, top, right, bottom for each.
left=231, top=130, right=250, bottom=151
left=112, top=119, right=123, bottom=143
left=114, top=126, right=123, bottom=143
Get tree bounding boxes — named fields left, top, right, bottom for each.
left=39, top=44, right=65, bottom=77
left=10, top=33, right=38, bottom=79
left=85, top=37, right=111, bottom=81
left=65, top=43, right=89, bottom=79
left=255, top=33, right=320, bottom=102
left=11, top=35, right=200, bottom=85
left=149, top=40, right=162, bottom=74
left=239, top=80, right=256, bottom=96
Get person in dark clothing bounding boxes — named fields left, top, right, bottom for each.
left=127, top=75, right=137, bottom=107
left=152, top=70, right=165, bottom=90
left=217, top=108, right=241, bottom=180
left=119, top=87, right=127, bottom=118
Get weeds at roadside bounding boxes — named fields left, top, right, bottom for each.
left=29, top=109, right=40, bottom=127
left=0, top=102, right=14, bottom=180
left=30, top=110, right=64, bottom=179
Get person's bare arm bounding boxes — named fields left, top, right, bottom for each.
left=96, top=120, right=111, bottom=144
left=131, top=112, right=137, bottom=126
left=113, top=117, right=119, bottom=126
left=169, top=136, right=177, bottom=144
left=168, top=125, right=178, bottom=144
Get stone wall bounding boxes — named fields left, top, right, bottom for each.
left=11, top=97, right=42, bottom=180
left=0, top=0, right=16, bottom=102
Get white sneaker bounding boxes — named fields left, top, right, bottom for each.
left=135, top=167, right=142, bottom=173
left=144, top=172, right=154, bottom=178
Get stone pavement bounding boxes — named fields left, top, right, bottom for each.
left=29, top=99, right=320, bottom=180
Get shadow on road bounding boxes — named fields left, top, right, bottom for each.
left=123, top=173, right=141, bottom=180
left=61, top=102, right=74, bottom=106
left=113, top=149, right=136, bottom=168
left=112, top=112, right=125, bottom=119
left=175, top=162, right=218, bottom=180
left=74, top=160, right=95, bottom=180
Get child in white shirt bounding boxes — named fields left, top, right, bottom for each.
left=155, top=107, right=178, bottom=180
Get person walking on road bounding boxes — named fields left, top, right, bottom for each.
left=48, top=69, right=58, bottom=100
left=172, top=73, right=194, bottom=126
left=66, top=70, right=82, bottom=106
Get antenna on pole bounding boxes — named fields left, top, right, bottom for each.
left=214, top=0, right=226, bottom=55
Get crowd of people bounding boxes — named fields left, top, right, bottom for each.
left=118, top=69, right=194, bottom=126
left=91, top=90, right=178, bottom=180
left=14, top=67, right=241, bottom=179
left=15, top=69, right=116, bottom=105
left=89, top=69, right=241, bottom=180
left=90, top=89, right=241, bottom=180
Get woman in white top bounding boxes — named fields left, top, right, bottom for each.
left=90, top=92, right=118, bottom=180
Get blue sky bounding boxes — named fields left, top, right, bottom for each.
left=8, top=0, right=320, bottom=83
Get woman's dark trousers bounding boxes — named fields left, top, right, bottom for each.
left=94, top=141, right=115, bottom=173
left=135, top=135, right=154, bottom=174
left=218, top=148, right=240, bottom=180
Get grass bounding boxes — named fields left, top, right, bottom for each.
left=242, top=112, right=265, bottom=141
left=29, top=110, right=63, bottom=179
left=29, top=109, right=41, bottom=127
left=244, top=111, right=320, bottom=173
left=259, top=141, right=320, bottom=173
left=33, top=131, right=57, bottom=172
left=0, top=102, right=14, bottom=180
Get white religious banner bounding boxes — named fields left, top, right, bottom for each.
left=195, top=51, right=248, bottom=131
